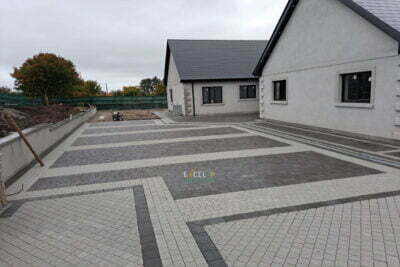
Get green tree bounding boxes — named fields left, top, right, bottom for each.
left=83, top=80, right=102, bottom=96
left=11, top=53, right=81, bottom=105
left=123, top=86, right=144, bottom=96
left=140, top=76, right=162, bottom=95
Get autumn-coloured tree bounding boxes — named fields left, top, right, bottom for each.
left=73, top=80, right=103, bottom=97
left=112, top=90, right=124, bottom=96
left=122, top=86, right=145, bottom=97
left=11, top=53, right=81, bottom=105
left=151, top=82, right=166, bottom=96
left=0, top=86, right=11, bottom=94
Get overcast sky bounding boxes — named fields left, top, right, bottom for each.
left=0, top=0, right=287, bottom=91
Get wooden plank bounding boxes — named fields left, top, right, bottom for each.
left=3, top=113, right=45, bottom=167
left=0, top=154, right=7, bottom=208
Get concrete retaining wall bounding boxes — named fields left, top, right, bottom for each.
left=0, top=109, right=96, bottom=184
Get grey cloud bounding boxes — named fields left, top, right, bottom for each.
left=0, top=0, right=286, bottom=91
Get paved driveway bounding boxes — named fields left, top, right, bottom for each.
left=2, top=118, right=400, bottom=266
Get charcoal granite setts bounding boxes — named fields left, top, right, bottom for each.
left=53, top=136, right=288, bottom=168
left=72, top=127, right=244, bottom=146
left=32, top=151, right=382, bottom=200
left=255, top=123, right=395, bottom=152
left=83, top=124, right=201, bottom=135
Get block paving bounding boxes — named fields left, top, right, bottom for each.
left=2, top=118, right=400, bottom=266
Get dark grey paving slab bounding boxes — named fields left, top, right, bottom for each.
left=160, top=111, right=259, bottom=123
left=264, top=119, right=400, bottom=147
left=31, top=151, right=382, bottom=200
left=83, top=124, right=200, bottom=135
left=89, top=120, right=155, bottom=128
left=187, top=223, right=227, bottom=267
left=386, top=151, right=400, bottom=158
left=133, top=186, right=162, bottom=267
left=72, top=127, right=244, bottom=146
left=53, top=136, right=288, bottom=168
left=255, top=122, right=395, bottom=152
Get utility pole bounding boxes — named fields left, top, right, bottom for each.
left=105, top=83, right=109, bottom=95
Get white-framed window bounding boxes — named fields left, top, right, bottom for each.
left=239, top=85, right=257, bottom=99
left=272, top=80, right=287, bottom=102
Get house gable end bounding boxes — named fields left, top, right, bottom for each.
left=254, top=0, right=400, bottom=76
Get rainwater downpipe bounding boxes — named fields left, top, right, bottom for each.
left=191, top=82, right=196, bottom=116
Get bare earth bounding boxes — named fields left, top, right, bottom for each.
left=0, top=105, right=82, bottom=137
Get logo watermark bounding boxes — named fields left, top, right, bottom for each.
left=183, top=169, right=216, bottom=183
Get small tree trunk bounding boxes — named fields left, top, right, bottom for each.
left=43, top=92, right=49, bottom=106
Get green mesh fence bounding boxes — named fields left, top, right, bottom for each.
left=0, top=93, right=167, bottom=110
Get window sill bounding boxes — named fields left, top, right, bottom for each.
left=239, top=98, right=258, bottom=102
left=270, top=101, right=288, bottom=105
left=335, top=103, right=374, bottom=109
left=202, top=103, right=225, bottom=107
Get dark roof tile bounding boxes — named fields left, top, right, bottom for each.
left=167, top=40, right=267, bottom=82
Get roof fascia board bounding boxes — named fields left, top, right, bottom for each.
left=253, top=0, right=300, bottom=76
left=163, top=44, right=170, bottom=86
left=180, top=78, right=259, bottom=83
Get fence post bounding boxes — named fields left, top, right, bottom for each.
left=0, top=153, right=7, bottom=208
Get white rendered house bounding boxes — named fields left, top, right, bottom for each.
left=253, top=0, right=400, bottom=139
left=163, top=40, right=266, bottom=116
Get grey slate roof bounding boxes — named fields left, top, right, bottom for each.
left=351, top=0, right=400, bottom=34
left=254, top=0, right=400, bottom=76
left=165, top=40, right=267, bottom=84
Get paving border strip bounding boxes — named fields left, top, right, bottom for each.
left=133, top=186, right=163, bottom=267
left=187, top=188, right=400, bottom=266
left=0, top=185, right=163, bottom=267
left=241, top=122, right=400, bottom=169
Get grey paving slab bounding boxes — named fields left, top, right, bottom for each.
left=53, top=136, right=288, bottom=168
left=199, top=194, right=400, bottom=267
left=0, top=186, right=162, bottom=267
left=83, top=124, right=200, bottom=135
left=31, top=151, right=382, bottom=200
left=255, top=122, right=396, bottom=152
left=0, top=189, right=144, bottom=266
left=72, top=127, right=244, bottom=146
left=89, top=120, right=156, bottom=127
